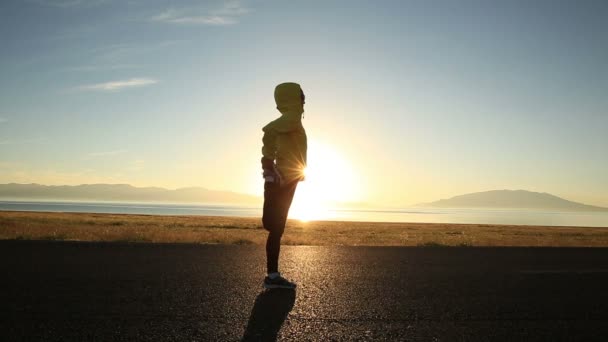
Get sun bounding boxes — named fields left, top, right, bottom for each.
left=289, top=141, right=359, bottom=222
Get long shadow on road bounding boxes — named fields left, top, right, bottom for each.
left=242, top=289, right=296, bottom=341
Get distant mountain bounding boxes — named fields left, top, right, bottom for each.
left=418, top=190, right=608, bottom=212
left=0, top=183, right=261, bottom=205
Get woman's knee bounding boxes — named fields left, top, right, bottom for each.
left=262, top=216, right=278, bottom=231
left=267, top=228, right=284, bottom=241
left=263, top=214, right=286, bottom=232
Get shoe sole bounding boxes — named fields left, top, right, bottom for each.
left=263, top=284, right=296, bottom=289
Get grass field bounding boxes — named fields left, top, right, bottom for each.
left=1, top=211, right=607, bottom=247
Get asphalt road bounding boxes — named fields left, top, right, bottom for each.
left=1, top=241, right=607, bottom=341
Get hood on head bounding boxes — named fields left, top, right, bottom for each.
left=274, top=82, right=303, bottom=115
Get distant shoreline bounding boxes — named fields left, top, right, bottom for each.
left=1, top=211, right=607, bottom=247
left=2, top=200, right=608, bottom=227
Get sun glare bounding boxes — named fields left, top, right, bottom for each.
left=289, top=141, right=360, bottom=222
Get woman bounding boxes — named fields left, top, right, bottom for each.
left=260, top=82, right=307, bottom=289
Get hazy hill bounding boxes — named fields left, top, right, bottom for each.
left=418, top=190, right=608, bottom=211
left=0, top=183, right=261, bottom=205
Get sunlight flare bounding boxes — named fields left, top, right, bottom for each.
left=289, top=141, right=360, bottom=222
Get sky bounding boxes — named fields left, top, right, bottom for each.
left=0, top=0, right=607, bottom=207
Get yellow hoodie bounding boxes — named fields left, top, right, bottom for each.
left=261, top=82, right=308, bottom=184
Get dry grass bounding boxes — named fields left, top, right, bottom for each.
left=1, top=211, right=607, bottom=247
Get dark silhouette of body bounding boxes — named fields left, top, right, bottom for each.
left=260, top=82, right=307, bottom=289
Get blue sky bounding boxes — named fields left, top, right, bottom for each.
left=0, top=0, right=607, bottom=207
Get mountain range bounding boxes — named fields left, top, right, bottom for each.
left=0, top=184, right=605, bottom=212
left=0, top=183, right=260, bottom=205
left=418, top=190, right=607, bottom=211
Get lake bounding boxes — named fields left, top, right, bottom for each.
left=1, top=200, right=607, bottom=227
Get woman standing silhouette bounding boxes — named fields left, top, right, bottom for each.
left=260, top=82, right=307, bottom=289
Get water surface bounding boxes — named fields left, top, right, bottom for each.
left=1, top=200, right=607, bottom=227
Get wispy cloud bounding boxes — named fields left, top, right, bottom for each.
left=28, top=0, right=110, bottom=8
left=78, top=78, right=158, bottom=91
left=0, top=118, right=7, bottom=124
left=150, top=11, right=237, bottom=25
left=62, top=64, right=143, bottom=72
left=150, top=1, right=249, bottom=26
left=86, top=149, right=128, bottom=157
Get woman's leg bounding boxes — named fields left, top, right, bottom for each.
left=266, top=230, right=282, bottom=274
left=263, top=181, right=298, bottom=274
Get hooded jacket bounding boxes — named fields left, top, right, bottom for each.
left=261, top=82, right=308, bottom=184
